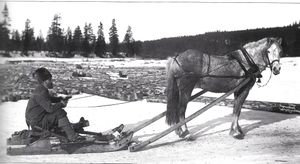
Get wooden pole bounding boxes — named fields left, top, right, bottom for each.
left=130, top=89, right=208, bottom=134
left=189, top=90, right=207, bottom=101
left=129, top=78, right=250, bottom=152
left=130, top=111, right=166, bottom=133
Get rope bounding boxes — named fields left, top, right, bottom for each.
left=70, top=94, right=96, bottom=101
left=256, top=69, right=273, bottom=88
left=67, top=100, right=137, bottom=108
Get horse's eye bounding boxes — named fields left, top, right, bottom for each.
left=267, top=50, right=270, bottom=53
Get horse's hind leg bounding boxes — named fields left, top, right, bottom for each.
left=176, top=78, right=196, bottom=138
left=230, top=80, right=255, bottom=139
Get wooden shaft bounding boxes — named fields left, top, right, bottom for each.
left=189, top=90, right=207, bottom=101
left=129, top=78, right=250, bottom=152
left=130, top=111, right=166, bottom=133
left=130, top=89, right=208, bottom=134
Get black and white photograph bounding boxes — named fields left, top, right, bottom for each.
left=0, top=0, right=299, bottom=163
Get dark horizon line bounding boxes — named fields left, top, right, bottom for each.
left=3, top=0, right=300, bottom=4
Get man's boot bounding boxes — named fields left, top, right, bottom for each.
left=58, top=117, right=84, bottom=142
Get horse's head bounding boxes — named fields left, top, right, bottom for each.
left=265, top=37, right=283, bottom=75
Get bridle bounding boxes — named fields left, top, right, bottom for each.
left=256, top=42, right=281, bottom=87
left=239, top=40, right=280, bottom=86
left=264, top=46, right=280, bottom=73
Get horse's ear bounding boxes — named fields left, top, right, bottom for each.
left=277, top=38, right=282, bottom=44
left=267, top=38, right=272, bottom=45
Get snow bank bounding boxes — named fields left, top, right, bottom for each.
left=0, top=56, right=167, bottom=68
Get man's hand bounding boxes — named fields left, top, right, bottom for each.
left=62, top=95, right=72, bottom=101
left=61, top=99, right=69, bottom=107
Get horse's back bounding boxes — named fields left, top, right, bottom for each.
left=176, top=49, right=209, bottom=74
left=176, top=49, right=234, bottom=74
left=176, top=49, right=245, bottom=93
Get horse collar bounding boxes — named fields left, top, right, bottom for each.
left=240, top=47, right=262, bottom=79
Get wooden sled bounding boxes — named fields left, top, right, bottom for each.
left=7, top=118, right=133, bottom=155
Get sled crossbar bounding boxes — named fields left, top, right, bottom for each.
left=130, top=90, right=208, bottom=134
left=129, top=78, right=250, bottom=152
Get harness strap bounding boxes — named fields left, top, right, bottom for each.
left=173, top=53, right=181, bottom=69
left=172, top=53, right=247, bottom=79
left=230, top=54, right=248, bottom=75
left=240, top=47, right=262, bottom=79
left=207, top=55, right=211, bottom=76
left=173, top=53, right=190, bottom=75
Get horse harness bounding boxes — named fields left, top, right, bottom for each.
left=173, top=48, right=265, bottom=81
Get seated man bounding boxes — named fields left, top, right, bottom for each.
left=25, top=67, right=83, bottom=142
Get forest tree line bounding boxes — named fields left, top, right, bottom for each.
left=0, top=4, right=299, bottom=59
left=0, top=4, right=140, bottom=58
left=139, top=22, right=300, bottom=59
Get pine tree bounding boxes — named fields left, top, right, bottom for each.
left=1, top=3, right=10, bottom=28
left=22, top=19, right=34, bottom=56
left=95, top=22, right=106, bottom=57
left=35, top=30, right=45, bottom=52
left=109, top=19, right=119, bottom=57
left=73, top=26, right=82, bottom=53
left=0, top=3, right=11, bottom=53
left=11, top=30, right=22, bottom=51
left=47, top=14, right=64, bottom=53
left=123, top=26, right=135, bottom=57
left=0, top=23, right=10, bottom=52
left=82, top=23, right=95, bottom=57
left=64, top=27, right=74, bottom=57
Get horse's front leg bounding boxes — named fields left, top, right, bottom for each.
left=230, top=82, right=254, bottom=139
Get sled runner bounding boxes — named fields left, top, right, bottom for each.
left=7, top=117, right=133, bottom=155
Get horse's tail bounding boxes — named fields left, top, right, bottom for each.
left=166, top=57, right=180, bottom=125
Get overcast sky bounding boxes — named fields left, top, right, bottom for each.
left=1, top=0, right=300, bottom=41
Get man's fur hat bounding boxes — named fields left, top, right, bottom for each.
left=33, top=67, right=52, bottom=83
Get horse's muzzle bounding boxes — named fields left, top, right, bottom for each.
left=272, top=64, right=281, bottom=75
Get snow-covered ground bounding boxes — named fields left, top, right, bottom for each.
left=0, top=57, right=299, bottom=163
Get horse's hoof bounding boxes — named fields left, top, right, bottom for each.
left=175, top=129, right=181, bottom=136
left=230, top=131, right=244, bottom=140
left=229, top=128, right=245, bottom=139
left=179, top=130, right=190, bottom=138
left=184, top=134, right=196, bottom=141
left=233, top=134, right=244, bottom=140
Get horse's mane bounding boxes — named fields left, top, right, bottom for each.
left=243, top=38, right=268, bottom=49
left=242, top=38, right=269, bottom=61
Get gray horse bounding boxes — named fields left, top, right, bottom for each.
left=166, top=37, right=283, bottom=139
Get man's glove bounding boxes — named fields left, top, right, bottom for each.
left=61, top=99, right=69, bottom=107
left=60, top=95, right=72, bottom=107
left=62, top=95, right=72, bottom=101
